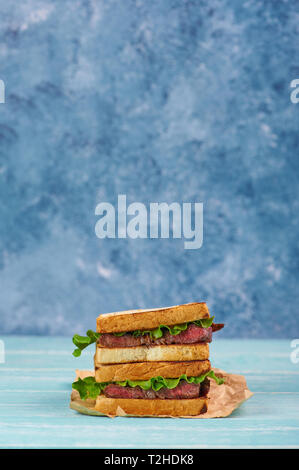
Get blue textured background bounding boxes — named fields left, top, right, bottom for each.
left=0, top=0, right=298, bottom=338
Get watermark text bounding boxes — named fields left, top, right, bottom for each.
left=290, top=79, right=299, bottom=104
left=0, top=80, right=5, bottom=104
left=0, top=340, right=5, bottom=363
left=290, top=339, right=299, bottom=364
left=95, top=195, right=203, bottom=250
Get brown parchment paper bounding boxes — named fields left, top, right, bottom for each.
left=70, top=368, right=253, bottom=418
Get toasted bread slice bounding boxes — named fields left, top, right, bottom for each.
left=95, top=395, right=208, bottom=416
left=95, top=359, right=211, bottom=382
left=96, top=302, right=209, bottom=333
left=95, top=343, right=209, bottom=365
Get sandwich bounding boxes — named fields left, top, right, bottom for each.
left=71, top=302, right=224, bottom=417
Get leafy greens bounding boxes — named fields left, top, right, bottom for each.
left=72, top=330, right=100, bottom=357
left=72, top=370, right=224, bottom=400
left=72, top=317, right=214, bottom=356
left=113, top=316, right=214, bottom=339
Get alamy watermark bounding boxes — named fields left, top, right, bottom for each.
left=0, top=80, right=5, bottom=104
left=95, top=195, right=203, bottom=249
left=0, top=340, right=5, bottom=363
left=290, top=339, right=299, bottom=364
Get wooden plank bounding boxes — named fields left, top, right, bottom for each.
left=1, top=371, right=298, bottom=392
left=0, top=337, right=298, bottom=448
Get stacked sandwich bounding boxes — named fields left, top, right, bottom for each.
left=72, top=302, right=224, bottom=417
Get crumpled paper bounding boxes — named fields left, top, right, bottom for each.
left=70, top=368, right=253, bottom=418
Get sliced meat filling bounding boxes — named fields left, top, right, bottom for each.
left=103, top=378, right=210, bottom=399
left=98, top=323, right=216, bottom=348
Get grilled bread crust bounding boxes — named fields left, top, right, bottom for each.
left=96, top=302, right=209, bottom=334
left=95, top=395, right=208, bottom=416
left=94, top=359, right=211, bottom=382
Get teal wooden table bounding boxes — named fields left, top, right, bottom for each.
left=0, top=336, right=298, bottom=448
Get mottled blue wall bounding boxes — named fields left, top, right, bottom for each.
left=0, top=0, right=298, bottom=337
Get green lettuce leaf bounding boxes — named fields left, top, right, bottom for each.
left=72, top=370, right=224, bottom=400
left=193, top=317, right=215, bottom=328
left=72, top=317, right=215, bottom=356
left=72, top=330, right=101, bottom=357
left=124, top=316, right=215, bottom=340
left=72, top=377, right=106, bottom=399
left=116, top=369, right=224, bottom=391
